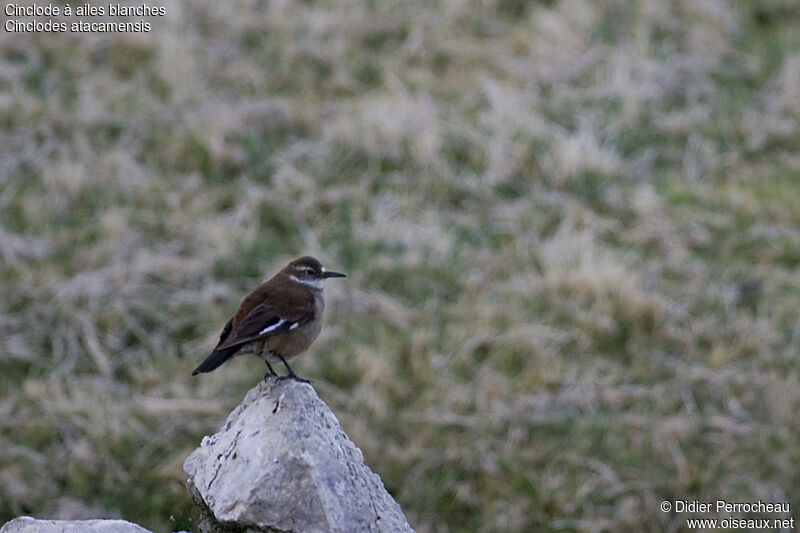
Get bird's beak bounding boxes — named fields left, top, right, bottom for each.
left=323, top=270, right=346, bottom=278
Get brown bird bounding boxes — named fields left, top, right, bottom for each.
left=192, top=256, right=346, bottom=382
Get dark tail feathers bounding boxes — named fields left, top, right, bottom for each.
left=192, top=345, right=241, bottom=375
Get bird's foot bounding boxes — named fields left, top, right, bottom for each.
left=277, top=373, right=312, bottom=384
left=276, top=355, right=310, bottom=384
left=263, top=361, right=279, bottom=382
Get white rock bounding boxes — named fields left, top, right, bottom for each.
left=184, top=378, right=414, bottom=533
left=0, top=517, right=155, bottom=533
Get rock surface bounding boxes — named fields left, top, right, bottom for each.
left=0, top=517, right=156, bottom=533
left=184, top=378, right=414, bottom=533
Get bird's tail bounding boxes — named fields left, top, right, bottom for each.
left=192, top=345, right=241, bottom=375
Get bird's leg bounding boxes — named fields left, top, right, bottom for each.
left=277, top=355, right=311, bottom=384
left=263, top=360, right=278, bottom=382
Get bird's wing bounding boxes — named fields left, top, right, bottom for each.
left=216, top=317, right=234, bottom=345
left=216, top=300, right=316, bottom=351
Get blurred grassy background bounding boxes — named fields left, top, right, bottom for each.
left=1, top=1, right=799, bottom=531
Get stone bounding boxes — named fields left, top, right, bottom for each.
left=0, top=517, right=156, bottom=533
left=184, top=378, right=414, bottom=533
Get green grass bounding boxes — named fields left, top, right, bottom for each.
left=2, top=1, right=800, bottom=532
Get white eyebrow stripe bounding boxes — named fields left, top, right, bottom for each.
left=289, top=322, right=299, bottom=330
left=259, top=319, right=285, bottom=335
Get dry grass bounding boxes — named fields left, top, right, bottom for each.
left=1, top=1, right=799, bottom=531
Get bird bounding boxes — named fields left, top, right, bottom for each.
left=192, top=256, right=345, bottom=382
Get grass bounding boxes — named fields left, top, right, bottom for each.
left=1, top=1, right=799, bottom=532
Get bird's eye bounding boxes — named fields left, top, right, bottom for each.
left=304, top=267, right=314, bottom=274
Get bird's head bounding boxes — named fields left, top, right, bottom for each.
left=283, top=256, right=346, bottom=290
